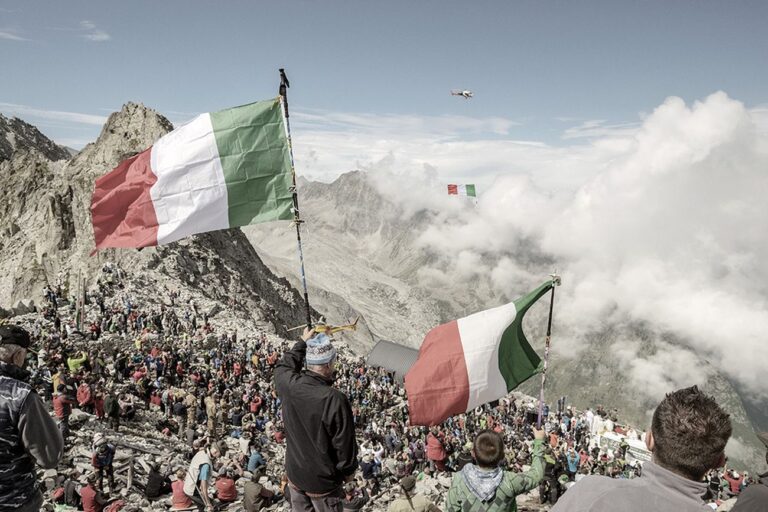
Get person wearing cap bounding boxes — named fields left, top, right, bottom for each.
left=0, top=325, right=65, bottom=511
left=183, top=441, right=224, bottom=511
left=144, top=458, right=172, bottom=500
left=342, top=481, right=369, bottom=512
left=91, top=437, right=116, bottom=491
left=388, top=476, right=441, bottom=512
left=275, top=327, right=358, bottom=511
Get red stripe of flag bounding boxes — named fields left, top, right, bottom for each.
left=90, top=148, right=160, bottom=251
left=447, top=184, right=458, bottom=195
left=405, top=320, right=470, bottom=426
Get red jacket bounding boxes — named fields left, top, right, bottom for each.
left=215, top=477, right=237, bottom=502
left=53, top=394, right=74, bottom=419
left=426, top=433, right=446, bottom=461
left=77, top=384, right=93, bottom=406
left=80, top=484, right=104, bottom=512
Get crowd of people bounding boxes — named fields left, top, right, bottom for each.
left=0, top=262, right=765, bottom=512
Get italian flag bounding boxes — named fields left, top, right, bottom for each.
left=91, top=97, right=293, bottom=250
left=447, top=184, right=476, bottom=197
left=405, top=281, right=553, bottom=426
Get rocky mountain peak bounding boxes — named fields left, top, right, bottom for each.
left=0, top=113, right=71, bottom=162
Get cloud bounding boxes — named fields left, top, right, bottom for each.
left=327, top=91, right=768, bottom=399
left=80, top=20, right=110, bottom=42
left=0, top=29, right=29, bottom=41
left=0, top=102, right=107, bottom=125
left=561, top=119, right=641, bottom=140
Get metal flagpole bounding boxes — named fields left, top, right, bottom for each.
left=279, top=68, right=313, bottom=329
left=536, top=272, right=560, bottom=429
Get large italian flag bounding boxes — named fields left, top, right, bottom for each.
left=405, top=281, right=553, bottom=426
left=91, top=97, right=293, bottom=250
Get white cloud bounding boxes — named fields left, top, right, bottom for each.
left=0, top=102, right=107, bottom=126
left=561, top=119, right=641, bottom=140
left=80, top=20, right=110, bottom=42
left=0, top=29, right=29, bottom=41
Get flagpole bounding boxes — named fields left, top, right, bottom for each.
left=279, top=68, right=313, bottom=329
left=536, top=273, right=560, bottom=428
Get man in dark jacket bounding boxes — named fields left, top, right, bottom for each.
left=552, top=386, right=732, bottom=512
left=275, top=328, right=358, bottom=511
left=0, top=325, right=64, bottom=512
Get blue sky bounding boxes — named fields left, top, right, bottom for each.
left=1, top=0, right=767, bottom=173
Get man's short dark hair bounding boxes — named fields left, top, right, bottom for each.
left=651, top=386, right=731, bottom=480
left=474, top=430, right=504, bottom=467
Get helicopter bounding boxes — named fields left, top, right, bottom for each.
left=451, top=90, right=474, bottom=99
left=287, top=316, right=359, bottom=337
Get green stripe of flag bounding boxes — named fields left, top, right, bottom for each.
left=210, top=98, right=294, bottom=228
left=497, top=280, right=553, bottom=390
left=466, top=184, right=476, bottom=197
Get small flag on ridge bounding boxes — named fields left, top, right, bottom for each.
left=91, top=97, right=294, bottom=251
left=405, top=280, right=553, bottom=426
left=447, top=184, right=476, bottom=197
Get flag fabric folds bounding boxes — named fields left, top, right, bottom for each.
left=447, top=184, right=476, bottom=197
left=91, top=97, right=294, bottom=250
left=405, top=281, right=553, bottom=426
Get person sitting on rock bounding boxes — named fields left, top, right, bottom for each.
left=243, top=467, right=277, bottom=512
left=214, top=467, right=239, bottom=504
left=388, top=476, right=441, bottom=512
left=446, top=428, right=546, bottom=512
left=80, top=472, right=125, bottom=512
left=171, top=469, right=194, bottom=510
left=342, top=480, right=369, bottom=512
left=144, top=459, right=172, bottom=501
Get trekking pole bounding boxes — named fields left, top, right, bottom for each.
left=536, top=272, right=560, bottom=429
left=279, top=68, right=313, bottom=329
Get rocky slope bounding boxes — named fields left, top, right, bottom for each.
left=0, top=103, right=314, bottom=339
left=0, top=113, right=70, bottom=162
left=245, top=170, right=768, bottom=473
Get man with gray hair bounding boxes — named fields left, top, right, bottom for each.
left=275, top=328, right=358, bottom=512
left=0, top=324, right=64, bottom=512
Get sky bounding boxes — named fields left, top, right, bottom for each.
left=1, top=0, right=767, bottom=183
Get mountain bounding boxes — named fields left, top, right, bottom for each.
left=245, top=170, right=768, bottom=473
left=0, top=113, right=71, bottom=162
left=0, top=103, right=314, bottom=340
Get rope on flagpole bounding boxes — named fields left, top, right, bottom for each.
left=536, top=271, right=561, bottom=429
left=279, top=68, right=313, bottom=329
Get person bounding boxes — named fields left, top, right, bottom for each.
left=244, top=468, right=276, bottom=512
left=551, top=386, right=732, bottom=512
left=92, top=437, right=116, bottom=491
left=731, top=450, right=768, bottom=511
left=81, top=471, right=125, bottom=512
left=446, top=428, right=545, bottom=512
left=171, top=469, right=194, bottom=510
left=275, top=328, right=358, bottom=511
left=389, top=476, right=441, bottom=512
left=0, top=324, right=64, bottom=512
left=214, top=467, right=239, bottom=504
left=53, top=383, right=75, bottom=439
left=183, top=441, right=223, bottom=511
left=342, top=481, right=369, bottom=512
left=144, top=459, right=172, bottom=500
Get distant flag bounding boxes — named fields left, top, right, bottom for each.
left=91, top=97, right=294, bottom=251
left=405, top=281, right=553, bottom=426
left=447, top=184, right=476, bottom=197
